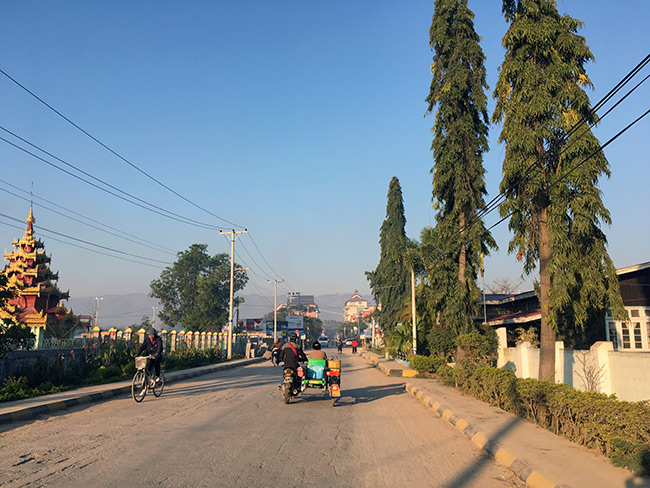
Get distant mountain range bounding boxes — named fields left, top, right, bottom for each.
left=64, top=291, right=371, bottom=329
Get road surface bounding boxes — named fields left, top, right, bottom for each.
left=0, top=350, right=521, bottom=487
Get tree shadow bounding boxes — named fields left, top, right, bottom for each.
left=434, top=415, right=523, bottom=488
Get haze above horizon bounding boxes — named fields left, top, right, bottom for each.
left=1, top=1, right=648, bottom=307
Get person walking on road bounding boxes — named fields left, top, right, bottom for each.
left=351, top=339, right=358, bottom=354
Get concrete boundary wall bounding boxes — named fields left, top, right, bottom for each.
left=497, top=332, right=650, bottom=401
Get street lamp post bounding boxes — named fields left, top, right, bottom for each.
left=152, top=306, right=158, bottom=328
left=94, top=297, right=103, bottom=328
left=268, top=280, right=284, bottom=341
left=220, top=229, right=248, bottom=359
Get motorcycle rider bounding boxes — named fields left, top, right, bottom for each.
left=308, top=341, right=327, bottom=360
left=279, top=333, right=307, bottom=393
left=271, top=338, right=281, bottom=366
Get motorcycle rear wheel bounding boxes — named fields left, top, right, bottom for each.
left=282, top=384, right=291, bottom=404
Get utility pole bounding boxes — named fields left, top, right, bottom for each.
left=411, top=268, right=417, bottom=355
left=94, top=297, right=103, bottom=328
left=220, top=229, right=248, bottom=359
left=481, top=252, right=487, bottom=324
left=235, top=267, right=249, bottom=335
left=268, top=280, right=284, bottom=340
left=152, top=306, right=158, bottom=328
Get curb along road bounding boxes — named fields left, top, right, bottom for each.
left=360, top=350, right=569, bottom=488
left=0, top=357, right=266, bottom=427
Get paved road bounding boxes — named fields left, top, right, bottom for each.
left=0, top=351, right=521, bottom=487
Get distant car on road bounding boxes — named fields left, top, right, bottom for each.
left=345, top=339, right=353, bottom=346
left=317, top=335, right=329, bottom=347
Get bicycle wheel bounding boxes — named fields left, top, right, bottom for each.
left=132, top=370, right=147, bottom=402
left=153, top=369, right=165, bottom=397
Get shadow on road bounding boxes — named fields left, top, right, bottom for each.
left=333, top=383, right=405, bottom=406
left=163, top=371, right=277, bottom=398
left=438, top=415, right=523, bottom=488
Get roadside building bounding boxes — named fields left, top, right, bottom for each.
left=482, top=261, right=650, bottom=351
left=343, top=290, right=375, bottom=323
left=605, top=261, right=650, bottom=351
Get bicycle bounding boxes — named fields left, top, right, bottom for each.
left=132, top=355, right=165, bottom=402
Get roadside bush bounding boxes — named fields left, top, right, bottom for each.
left=408, top=354, right=445, bottom=373
left=455, top=327, right=498, bottom=369
left=427, top=323, right=457, bottom=360
left=430, top=365, right=650, bottom=475
left=467, top=367, right=520, bottom=414
left=0, top=345, right=235, bottom=403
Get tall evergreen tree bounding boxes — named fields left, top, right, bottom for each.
left=493, top=0, right=625, bottom=379
left=425, top=0, right=496, bottom=333
left=366, top=177, right=410, bottom=332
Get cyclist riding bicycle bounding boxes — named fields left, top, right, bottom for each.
left=136, top=327, right=163, bottom=381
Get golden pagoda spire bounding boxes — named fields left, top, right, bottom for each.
left=26, top=202, right=35, bottom=236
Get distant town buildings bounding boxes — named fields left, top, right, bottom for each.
left=0, top=206, right=72, bottom=346
left=276, top=293, right=320, bottom=318
left=343, top=290, right=375, bottom=323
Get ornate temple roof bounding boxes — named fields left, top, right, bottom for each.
left=0, top=205, right=70, bottom=328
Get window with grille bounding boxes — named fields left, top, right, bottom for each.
left=622, top=324, right=631, bottom=349
left=608, top=322, right=619, bottom=349
left=631, top=309, right=640, bottom=318
left=634, top=323, right=643, bottom=349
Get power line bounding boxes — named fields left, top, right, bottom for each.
left=0, top=212, right=173, bottom=265
left=0, top=219, right=166, bottom=269
left=0, top=182, right=177, bottom=256
left=446, top=52, right=650, bottom=244
left=0, top=127, right=218, bottom=230
left=0, top=67, right=243, bottom=229
left=483, top=105, right=650, bottom=235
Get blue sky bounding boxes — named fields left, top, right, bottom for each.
left=0, top=1, right=648, bottom=313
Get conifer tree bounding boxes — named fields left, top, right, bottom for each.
left=366, top=177, right=410, bottom=332
left=425, top=0, right=496, bottom=333
left=493, top=0, right=625, bottom=379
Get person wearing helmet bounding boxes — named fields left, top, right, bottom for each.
left=279, top=333, right=307, bottom=392
left=308, top=341, right=327, bottom=360
left=136, top=327, right=163, bottom=381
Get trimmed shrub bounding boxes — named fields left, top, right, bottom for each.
left=408, top=354, right=446, bottom=373
left=430, top=365, right=650, bottom=476
left=455, top=327, right=498, bottom=369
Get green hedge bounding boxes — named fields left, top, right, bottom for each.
left=408, top=354, right=650, bottom=476
left=407, top=354, right=446, bottom=373
left=0, top=344, right=241, bottom=403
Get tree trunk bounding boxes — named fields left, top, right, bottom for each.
left=538, top=206, right=555, bottom=381
left=458, top=212, right=467, bottom=285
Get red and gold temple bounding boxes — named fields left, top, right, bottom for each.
left=1, top=205, right=71, bottom=346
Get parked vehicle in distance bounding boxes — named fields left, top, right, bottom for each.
left=317, top=335, right=329, bottom=347
left=345, top=339, right=353, bottom=346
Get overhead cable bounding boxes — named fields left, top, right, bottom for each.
left=0, top=67, right=243, bottom=229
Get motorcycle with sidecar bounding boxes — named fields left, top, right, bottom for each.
left=281, top=358, right=341, bottom=406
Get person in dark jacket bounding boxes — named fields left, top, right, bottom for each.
left=136, top=328, right=163, bottom=380
left=279, top=333, right=307, bottom=391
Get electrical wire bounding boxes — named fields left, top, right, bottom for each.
left=0, top=219, right=166, bottom=269
left=0, top=184, right=177, bottom=257
left=445, top=53, right=650, bottom=244
left=0, top=68, right=243, bottom=229
left=0, top=212, right=173, bottom=265
left=0, top=127, right=218, bottom=230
